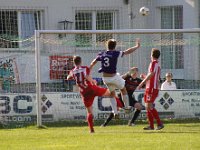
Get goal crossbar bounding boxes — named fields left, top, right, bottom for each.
left=36, top=28, right=200, bottom=34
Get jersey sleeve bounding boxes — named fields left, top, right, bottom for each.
left=117, top=51, right=125, bottom=62
left=95, top=52, right=103, bottom=61
left=119, top=51, right=124, bottom=57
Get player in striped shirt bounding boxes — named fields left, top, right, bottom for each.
left=137, top=48, right=164, bottom=130
left=67, top=56, right=119, bottom=133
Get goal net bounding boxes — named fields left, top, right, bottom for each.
left=34, top=29, right=200, bottom=127
left=1, top=29, right=200, bottom=127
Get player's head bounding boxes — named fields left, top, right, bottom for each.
left=73, top=55, right=82, bottom=66
left=106, top=39, right=117, bottom=50
left=151, top=48, right=160, bottom=59
left=129, top=67, right=139, bottom=78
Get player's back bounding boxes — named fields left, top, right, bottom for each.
left=97, top=50, right=123, bottom=74
left=71, top=66, right=92, bottom=90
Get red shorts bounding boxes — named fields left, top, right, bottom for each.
left=144, top=89, right=159, bottom=103
left=80, top=85, right=107, bottom=107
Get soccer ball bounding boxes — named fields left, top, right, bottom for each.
left=139, top=6, right=149, bottom=16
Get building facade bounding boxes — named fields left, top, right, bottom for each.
left=0, top=0, right=199, bottom=91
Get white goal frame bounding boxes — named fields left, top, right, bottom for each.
left=35, top=28, right=200, bottom=127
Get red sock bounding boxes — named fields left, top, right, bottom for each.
left=151, top=108, right=162, bottom=125
left=87, top=113, right=94, bottom=132
left=147, top=110, right=154, bottom=129
left=115, top=97, right=123, bottom=108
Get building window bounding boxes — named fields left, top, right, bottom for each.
left=0, top=10, right=42, bottom=48
left=96, top=12, right=114, bottom=42
left=75, top=10, right=117, bottom=47
left=0, top=11, right=18, bottom=48
left=160, top=6, right=183, bottom=69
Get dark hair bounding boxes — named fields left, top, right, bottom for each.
left=107, top=39, right=117, bottom=50
left=73, top=56, right=81, bottom=65
left=151, top=48, right=160, bottom=59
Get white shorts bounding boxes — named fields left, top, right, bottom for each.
left=102, top=73, right=125, bottom=92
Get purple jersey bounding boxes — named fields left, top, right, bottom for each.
left=95, top=50, right=124, bottom=74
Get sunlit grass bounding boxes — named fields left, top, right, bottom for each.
left=0, top=122, right=200, bottom=150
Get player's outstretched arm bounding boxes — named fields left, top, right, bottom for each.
left=89, top=59, right=98, bottom=70
left=123, top=38, right=141, bottom=55
left=121, top=72, right=129, bottom=79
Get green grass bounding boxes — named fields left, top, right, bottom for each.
left=0, top=122, right=200, bottom=150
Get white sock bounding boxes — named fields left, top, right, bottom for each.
left=110, top=98, right=118, bottom=114
left=122, top=94, right=129, bottom=107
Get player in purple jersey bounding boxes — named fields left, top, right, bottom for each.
left=90, top=38, right=140, bottom=115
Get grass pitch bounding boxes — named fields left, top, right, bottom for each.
left=0, top=122, right=200, bottom=150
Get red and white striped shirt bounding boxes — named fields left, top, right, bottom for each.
left=146, top=60, right=160, bottom=91
left=70, top=66, right=92, bottom=92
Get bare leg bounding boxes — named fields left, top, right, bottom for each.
left=103, top=89, right=118, bottom=116
left=86, top=106, right=94, bottom=133
left=120, top=87, right=129, bottom=108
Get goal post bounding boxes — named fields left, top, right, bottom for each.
left=35, top=30, right=42, bottom=127
left=35, top=29, right=200, bottom=127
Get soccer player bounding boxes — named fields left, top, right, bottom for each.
left=90, top=38, right=140, bottom=115
left=67, top=56, right=118, bottom=133
left=137, top=48, right=164, bottom=130
left=101, top=67, right=144, bottom=127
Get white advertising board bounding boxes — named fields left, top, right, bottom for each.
left=0, top=90, right=199, bottom=124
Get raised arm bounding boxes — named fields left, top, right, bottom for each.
left=89, top=58, right=98, bottom=70
left=123, top=38, right=141, bottom=55
left=121, top=72, right=129, bottom=79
